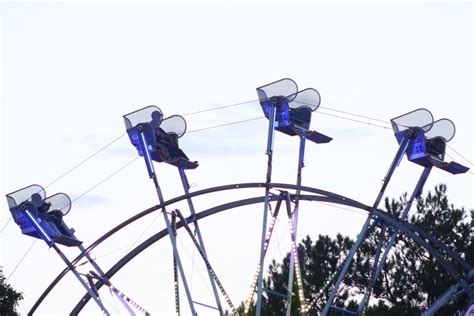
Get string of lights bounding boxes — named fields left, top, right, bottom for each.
left=288, top=213, right=308, bottom=313
left=175, top=209, right=237, bottom=315
left=244, top=212, right=279, bottom=314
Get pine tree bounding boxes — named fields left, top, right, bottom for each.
left=241, top=184, right=472, bottom=315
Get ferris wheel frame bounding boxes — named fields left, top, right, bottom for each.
left=28, top=181, right=473, bottom=315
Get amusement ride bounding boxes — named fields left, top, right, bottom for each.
left=6, top=78, right=473, bottom=315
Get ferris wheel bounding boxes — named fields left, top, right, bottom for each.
left=6, top=78, right=473, bottom=315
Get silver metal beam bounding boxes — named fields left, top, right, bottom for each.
left=359, top=166, right=432, bottom=314
left=178, top=168, right=223, bottom=315
left=138, top=130, right=196, bottom=315
left=256, top=98, right=278, bottom=316
left=321, top=136, right=410, bottom=316
left=286, top=135, right=306, bottom=316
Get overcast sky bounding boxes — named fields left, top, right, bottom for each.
left=1, top=1, right=472, bottom=315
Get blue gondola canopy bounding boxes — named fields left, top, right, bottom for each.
left=123, top=105, right=197, bottom=169
left=390, top=109, right=467, bottom=174
left=6, top=185, right=81, bottom=247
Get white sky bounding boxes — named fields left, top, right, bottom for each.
left=1, top=1, right=472, bottom=315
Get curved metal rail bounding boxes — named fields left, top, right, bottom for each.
left=30, top=182, right=358, bottom=314
left=29, top=182, right=473, bottom=315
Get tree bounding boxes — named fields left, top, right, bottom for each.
left=242, top=184, right=472, bottom=315
left=0, top=268, right=23, bottom=316
left=367, top=184, right=473, bottom=315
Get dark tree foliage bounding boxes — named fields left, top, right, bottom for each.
left=0, top=269, right=23, bottom=316
left=367, top=184, right=473, bottom=316
left=240, top=184, right=472, bottom=315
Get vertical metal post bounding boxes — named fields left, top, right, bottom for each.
left=321, top=136, right=410, bottom=316
left=244, top=194, right=285, bottom=315
left=359, top=166, right=432, bottom=314
left=152, top=176, right=196, bottom=315
left=81, top=241, right=136, bottom=314
left=172, top=211, right=180, bottom=316
left=179, top=168, right=224, bottom=315
left=138, top=130, right=196, bottom=315
left=359, top=224, right=386, bottom=313
left=23, top=210, right=110, bottom=315
left=175, top=209, right=237, bottom=315
left=256, top=98, right=278, bottom=316
left=63, top=223, right=107, bottom=279
left=64, top=224, right=138, bottom=315
left=52, top=244, right=111, bottom=315
left=286, top=135, right=306, bottom=316
left=89, top=270, right=150, bottom=315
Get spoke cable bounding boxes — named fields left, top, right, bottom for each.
left=122, top=213, right=162, bottom=256
left=0, top=218, right=12, bottom=233
left=68, top=157, right=140, bottom=206
left=6, top=239, right=37, bottom=282
left=319, top=105, right=390, bottom=125
left=317, top=110, right=391, bottom=130
left=44, top=133, right=128, bottom=189
left=176, top=234, right=214, bottom=296
left=447, top=144, right=474, bottom=166
left=187, top=117, right=264, bottom=133
left=182, top=99, right=258, bottom=116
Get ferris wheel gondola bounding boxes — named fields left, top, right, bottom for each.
left=256, top=78, right=332, bottom=143
left=6, top=184, right=82, bottom=247
left=123, top=105, right=198, bottom=170
left=391, top=108, right=469, bottom=174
